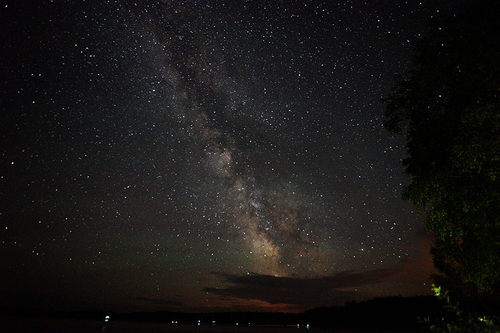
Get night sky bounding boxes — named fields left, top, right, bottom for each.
left=1, top=0, right=465, bottom=313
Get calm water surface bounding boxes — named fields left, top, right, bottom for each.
left=0, top=317, right=426, bottom=333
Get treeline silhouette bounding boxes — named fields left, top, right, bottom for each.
left=303, top=295, right=447, bottom=330
left=1, top=295, right=447, bottom=330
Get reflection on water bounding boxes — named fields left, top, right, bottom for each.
left=0, top=317, right=425, bottom=333
left=0, top=318, right=302, bottom=333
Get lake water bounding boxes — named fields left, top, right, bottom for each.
left=0, top=317, right=427, bottom=333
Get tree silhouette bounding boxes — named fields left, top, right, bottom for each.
left=384, top=0, right=500, bottom=318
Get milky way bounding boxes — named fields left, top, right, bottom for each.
left=122, top=2, right=346, bottom=278
left=1, top=0, right=463, bottom=312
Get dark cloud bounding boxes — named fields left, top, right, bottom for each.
left=204, top=263, right=407, bottom=308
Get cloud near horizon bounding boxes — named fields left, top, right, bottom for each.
left=204, top=263, right=409, bottom=308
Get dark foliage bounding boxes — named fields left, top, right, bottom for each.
left=384, top=0, right=500, bottom=308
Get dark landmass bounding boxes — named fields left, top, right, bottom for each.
left=0, top=295, right=446, bottom=330
left=303, top=295, right=447, bottom=330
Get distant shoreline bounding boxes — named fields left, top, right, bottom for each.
left=1, top=295, right=443, bottom=331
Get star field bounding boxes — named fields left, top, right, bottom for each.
left=1, top=0, right=463, bottom=312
